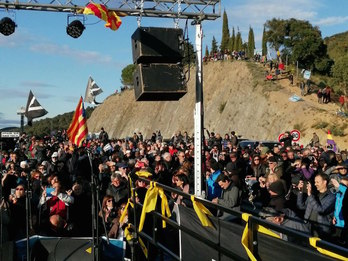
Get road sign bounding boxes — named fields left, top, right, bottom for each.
left=278, top=133, right=285, bottom=142
left=1, top=132, right=20, bottom=138
left=290, top=129, right=301, bottom=142
left=303, top=70, right=311, bottom=80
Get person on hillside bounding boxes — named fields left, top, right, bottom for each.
left=324, top=86, right=331, bottom=104
left=317, top=89, right=323, bottom=104
left=339, top=95, right=345, bottom=110
left=99, top=127, right=109, bottom=144
left=230, top=131, right=238, bottom=147
left=310, top=132, right=320, bottom=147
left=300, top=81, right=305, bottom=96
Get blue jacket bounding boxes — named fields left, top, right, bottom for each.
left=206, top=170, right=222, bottom=200
left=334, top=184, right=347, bottom=228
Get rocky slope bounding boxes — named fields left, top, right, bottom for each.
left=87, top=61, right=348, bottom=149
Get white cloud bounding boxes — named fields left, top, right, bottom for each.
left=314, top=16, right=348, bottom=26
left=29, top=43, right=114, bottom=65
left=20, top=81, right=57, bottom=88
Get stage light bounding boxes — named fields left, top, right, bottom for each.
left=66, top=20, right=85, bottom=38
left=0, top=17, right=16, bottom=36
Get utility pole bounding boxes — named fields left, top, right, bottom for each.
left=17, top=107, right=25, bottom=133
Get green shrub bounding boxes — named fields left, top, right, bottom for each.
left=311, top=121, right=329, bottom=129
left=330, top=124, right=346, bottom=137
left=219, top=101, right=227, bottom=113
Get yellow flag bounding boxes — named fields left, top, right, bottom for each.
left=157, top=184, right=171, bottom=228
left=191, top=195, right=214, bottom=228
left=138, top=182, right=158, bottom=232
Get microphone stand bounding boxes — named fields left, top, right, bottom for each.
left=0, top=160, right=3, bottom=258
left=87, top=150, right=97, bottom=261
left=25, top=171, right=32, bottom=261
left=87, top=150, right=109, bottom=261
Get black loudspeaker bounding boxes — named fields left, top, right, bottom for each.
left=131, top=27, right=184, bottom=64
left=31, top=238, right=93, bottom=261
left=133, top=63, right=187, bottom=101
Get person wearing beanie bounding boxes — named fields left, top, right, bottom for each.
left=268, top=180, right=286, bottom=211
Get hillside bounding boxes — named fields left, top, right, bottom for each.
left=87, top=61, right=348, bottom=149
left=325, top=31, right=348, bottom=61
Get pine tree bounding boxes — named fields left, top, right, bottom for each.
left=247, top=26, right=255, bottom=58
left=205, top=45, right=209, bottom=58
left=234, top=27, right=239, bottom=51
left=211, top=36, right=218, bottom=55
left=220, top=10, right=230, bottom=52
left=229, top=27, right=235, bottom=51
left=262, top=26, right=268, bottom=56
left=235, top=29, right=242, bottom=51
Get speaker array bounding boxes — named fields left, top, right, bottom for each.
left=131, top=27, right=187, bottom=101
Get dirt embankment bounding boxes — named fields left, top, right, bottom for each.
left=88, top=61, right=348, bottom=149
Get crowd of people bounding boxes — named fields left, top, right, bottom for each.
left=0, top=128, right=347, bottom=252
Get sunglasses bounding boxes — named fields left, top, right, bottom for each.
left=254, top=158, right=260, bottom=161
left=107, top=199, right=113, bottom=203
left=16, top=188, right=24, bottom=191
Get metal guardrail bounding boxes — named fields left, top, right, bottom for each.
left=132, top=177, right=348, bottom=260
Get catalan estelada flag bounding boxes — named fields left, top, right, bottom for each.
left=327, top=130, right=337, bottom=152
left=67, top=97, right=88, bottom=147
left=83, top=3, right=122, bottom=31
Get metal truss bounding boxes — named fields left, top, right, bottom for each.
left=0, top=0, right=221, bottom=21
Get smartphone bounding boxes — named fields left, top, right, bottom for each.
left=11, top=188, right=16, bottom=196
left=46, top=187, right=55, bottom=197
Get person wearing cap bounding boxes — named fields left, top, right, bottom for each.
left=260, top=207, right=310, bottom=241
left=266, top=156, right=283, bottom=179
left=328, top=162, right=348, bottom=192
left=46, top=151, right=62, bottom=176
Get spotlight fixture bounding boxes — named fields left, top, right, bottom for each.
left=67, top=20, right=85, bottom=38
left=0, top=17, right=16, bottom=36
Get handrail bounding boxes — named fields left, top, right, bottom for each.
left=134, top=177, right=348, bottom=260
left=135, top=205, right=247, bottom=261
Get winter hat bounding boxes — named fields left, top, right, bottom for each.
left=269, top=181, right=286, bottom=196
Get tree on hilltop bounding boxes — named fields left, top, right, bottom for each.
left=235, top=29, right=242, bottom=52
left=205, top=45, right=209, bottom=58
left=211, top=36, right=218, bottom=55
left=220, top=10, right=230, bottom=52
left=332, top=55, right=348, bottom=95
left=247, top=26, right=255, bottom=58
left=262, top=26, right=267, bottom=56
left=229, top=27, right=235, bottom=51
left=121, top=64, right=136, bottom=87
left=265, top=18, right=333, bottom=74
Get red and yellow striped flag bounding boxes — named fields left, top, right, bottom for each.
left=67, top=97, right=88, bottom=147
left=83, top=3, right=122, bottom=31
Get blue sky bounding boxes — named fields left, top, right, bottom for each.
left=1, top=0, right=348, bottom=129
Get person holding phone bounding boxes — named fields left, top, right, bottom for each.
left=39, top=180, right=74, bottom=235
left=9, top=184, right=27, bottom=239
